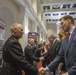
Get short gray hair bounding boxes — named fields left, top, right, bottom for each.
left=10, top=23, right=19, bottom=30
left=48, top=34, right=56, bottom=39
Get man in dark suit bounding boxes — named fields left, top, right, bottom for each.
left=0, top=23, right=38, bottom=75
left=44, top=34, right=60, bottom=75
left=39, top=15, right=76, bottom=75
left=31, top=40, right=38, bottom=54
left=44, top=35, right=60, bottom=62
left=24, top=38, right=44, bottom=75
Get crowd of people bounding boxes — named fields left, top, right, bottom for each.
left=0, top=15, right=76, bottom=75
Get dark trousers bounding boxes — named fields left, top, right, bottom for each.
left=53, top=70, right=55, bottom=75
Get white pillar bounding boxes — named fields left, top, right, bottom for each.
left=37, top=27, right=40, bottom=42
left=19, top=8, right=29, bottom=50
left=40, top=31, right=43, bottom=42
left=31, top=0, right=37, bottom=14
left=31, top=21, right=37, bottom=32
left=23, top=10, right=29, bottom=48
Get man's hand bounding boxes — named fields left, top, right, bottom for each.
left=58, top=70, right=62, bottom=75
left=38, top=67, right=47, bottom=75
left=38, top=67, right=44, bottom=75
left=39, top=57, right=44, bottom=61
left=62, top=73, right=67, bottom=75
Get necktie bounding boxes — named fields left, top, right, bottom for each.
left=68, top=33, right=70, bottom=41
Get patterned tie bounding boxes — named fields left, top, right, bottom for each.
left=68, top=33, right=70, bottom=41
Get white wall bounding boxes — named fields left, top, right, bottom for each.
left=0, top=0, right=19, bottom=41
left=46, top=23, right=57, bottom=35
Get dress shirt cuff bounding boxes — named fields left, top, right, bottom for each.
left=46, top=67, right=49, bottom=71
left=66, top=72, right=69, bottom=75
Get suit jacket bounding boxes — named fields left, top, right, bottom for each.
left=44, top=40, right=60, bottom=62
left=31, top=44, right=37, bottom=54
left=34, top=48, right=41, bottom=58
left=47, top=27, right=76, bottom=75
left=1, top=35, right=38, bottom=75
left=24, top=44, right=39, bottom=65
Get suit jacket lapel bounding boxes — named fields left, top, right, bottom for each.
left=66, top=27, right=76, bottom=56
left=64, top=36, right=68, bottom=55
left=51, top=40, right=57, bottom=52
left=49, top=40, right=57, bottom=55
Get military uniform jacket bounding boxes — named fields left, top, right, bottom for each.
left=1, top=35, right=38, bottom=75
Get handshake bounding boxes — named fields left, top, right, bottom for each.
left=39, top=57, right=44, bottom=61
left=38, top=67, right=48, bottom=75
left=38, top=67, right=67, bottom=75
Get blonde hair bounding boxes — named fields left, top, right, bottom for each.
left=58, top=30, right=66, bottom=42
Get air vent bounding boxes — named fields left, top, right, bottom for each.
left=62, top=4, right=70, bottom=8
left=43, top=6, right=50, bottom=10
left=52, top=5, right=60, bottom=9
left=73, top=4, right=76, bottom=8
left=69, top=12, right=76, bottom=15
